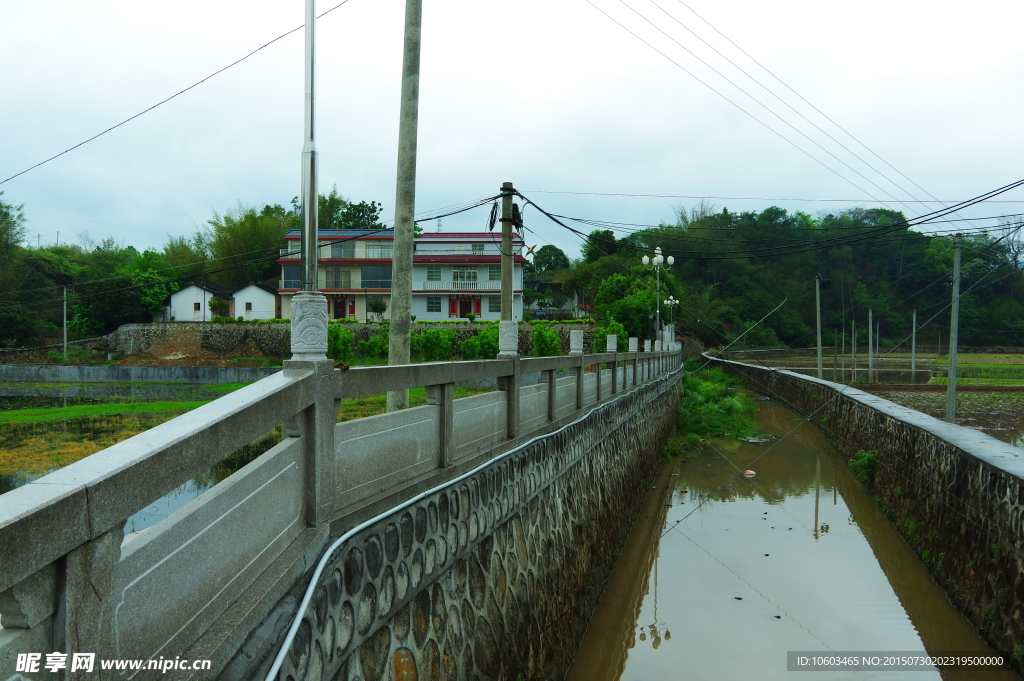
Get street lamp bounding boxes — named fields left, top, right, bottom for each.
left=642, top=247, right=674, bottom=347
left=664, top=295, right=680, bottom=348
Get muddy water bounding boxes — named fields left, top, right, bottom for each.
left=568, top=399, right=1016, bottom=680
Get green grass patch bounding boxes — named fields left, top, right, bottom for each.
left=931, top=377, right=1024, bottom=386
left=0, top=401, right=210, bottom=425
left=677, top=367, right=758, bottom=439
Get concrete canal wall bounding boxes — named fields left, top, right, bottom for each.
left=0, top=364, right=279, bottom=384
left=707, top=355, right=1024, bottom=665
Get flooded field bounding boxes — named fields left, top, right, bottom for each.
left=568, top=399, right=1016, bottom=681
left=876, top=391, right=1024, bottom=448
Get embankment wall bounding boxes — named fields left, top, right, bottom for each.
left=707, top=355, right=1024, bottom=666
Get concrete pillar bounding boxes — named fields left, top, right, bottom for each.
left=62, top=530, right=120, bottom=678
left=285, top=291, right=336, bottom=526
left=628, top=337, right=638, bottom=387
left=628, top=337, right=638, bottom=352
left=569, top=329, right=584, bottom=355
left=499, top=358, right=521, bottom=438
left=545, top=369, right=556, bottom=421
left=497, top=320, right=518, bottom=359
left=426, top=383, right=454, bottom=467
left=654, top=340, right=662, bottom=352
left=644, top=340, right=651, bottom=352
left=606, top=335, right=617, bottom=353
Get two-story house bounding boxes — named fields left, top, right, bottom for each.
left=277, top=230, right=525, bottom=320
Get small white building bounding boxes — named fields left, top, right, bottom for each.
left=158, top=283, right=238, bottom=322
left=233, top=283, right=280, bottom=320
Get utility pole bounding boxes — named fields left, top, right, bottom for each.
left=851, top=317, right=856, bottom=382
left=833, top=328, right=837, bottom=382
left=911, top=309, right=917, bottom=384
left=946, top=234, right=963, bottom=423
left=815, top=274, right=823, bottom=379
left=501, top=182, right=514, bottom=323
left=386, top=0, right=423, bottom=412
left=62, top=287, right=68, bottom=360
left=300, top=0, right=319, bottom=294
left=867, top=308, right=873, bottom=382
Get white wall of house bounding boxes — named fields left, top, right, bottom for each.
left=234, top=285, right=277, bottom=320
left=166, top=285, right=216, bottom=322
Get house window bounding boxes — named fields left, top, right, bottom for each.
left=326, top=267, right=351, bottom=288
left=361, top=265, right=392, bottom=288
left=472, top=243, right=484, bottom=255
left=245, top=302, right=252, bottom=311
left=426, top=297, right=442, bottom=312
left=331, top=242, right=355, bottom=258
left=194, top=302, right=201, bottom=312
left=488, top=265, right=501, bottom=281
left=489, top=297, right=501, bottom=313
left=282, top=265, right=300, bottom=289
left=365, top=242, right=393, bottom=259
left=426, top=265, right=441, bottom=282
left=452, top=267, right=477, bottom=282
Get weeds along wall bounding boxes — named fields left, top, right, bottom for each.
left=101, top=323, right=598, bottom=360
left=706, top=354, right=1024, bottom=670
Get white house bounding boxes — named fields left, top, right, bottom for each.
left=158, top=283, right=237, bottom=322
left=277, top=230, right=525, bottom=320
left=233, top=282, right=280, bottom=320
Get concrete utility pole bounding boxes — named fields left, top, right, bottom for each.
left=946, top=234, right=963, bottom=423
left=300, top=0, right=319, bottom=293
left=386, top=0, right=423, bottom=412
left=851, top=317, right=856, bottom=382
left=501, top=182, right=514, bottom=322
left=911, top=309, right=917, bottom=384
left=62, top=286, right=68, bottom=359
left=815, top=274, right=823, bottom=379
left=867, top=308, right=873, bottom=382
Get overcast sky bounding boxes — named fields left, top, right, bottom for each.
left=2, top=0, right=1023, bottom=259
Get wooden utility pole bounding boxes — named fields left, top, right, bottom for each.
left=386, top=0, right=423, bottom=412
left=946, top=234, right=963, bottom=423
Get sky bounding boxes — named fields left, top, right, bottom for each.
left=2, top=0, right=1023, bottom=259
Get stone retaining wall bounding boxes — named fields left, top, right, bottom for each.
left=254, top=368, right=683, bottom=681
left=706, top=355, right=1024, bottom=669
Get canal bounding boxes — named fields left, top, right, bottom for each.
left=568, top=398, right=1017, bottom=680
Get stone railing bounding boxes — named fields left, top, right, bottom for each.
left=0, top=317, right=683, bottom=681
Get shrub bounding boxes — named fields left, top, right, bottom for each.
left=532, top=324, right=562, bottom=357
left=677, top=368, right=757, bottom=438
left=411, top=329, right=458, bottom=361
left=849, top=450, right=877, bottom=485
left=466, top=312, right=476, bottom=323
left=593, top=318, right=628, bottom=352
left=327, top=325, right=355, bottom=362
left=461, top=325, right=500, bottom=359
left=359, top=323, right=390, bottom=359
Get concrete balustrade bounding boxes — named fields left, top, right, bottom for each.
left=0, top=339, right=681, bottom=681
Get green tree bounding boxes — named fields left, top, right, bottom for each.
left=532, top=324, right=562, bottom=356
left=533, top=245, right=570, bottom=276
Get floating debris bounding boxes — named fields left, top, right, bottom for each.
left=774, top=615, right=781, bottom=619
left=734, top=597, right=743, bottom=600
left=743, top=470, right=757, bottom=477
left=739, top=434, right=775, bottom=443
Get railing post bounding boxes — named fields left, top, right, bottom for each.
left=497, top=321, right=520, bottom=439
left=284, top=291, right=337, bottom=527
left=61, top=530, right=120, bottom=679
left=425, top=383, right=454, bottom=467
left=629, top=337, right=638, bottom=386
left=608, top=335, right=618, bottom=395
left=595, top=354, right=602, bottom=401
left=545, top=369, right=557, bottom=422
left=569, top=330, right=584, bottom=410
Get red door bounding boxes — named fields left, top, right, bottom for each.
left=449, top=299, right=458, bottom=317
left=474, top=298, right=482, bottom=315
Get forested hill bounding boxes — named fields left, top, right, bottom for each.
left=563, top=205, right=1024, bottom=349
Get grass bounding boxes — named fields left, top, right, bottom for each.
left=336, top=386, right=494, bottom=423
left=677, top=365, right=758, bottom=440
left=0, top=401, right=210, bottom=424
left=931, top=377, right=1024, bottom=386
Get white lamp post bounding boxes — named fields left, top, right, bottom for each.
left=642, top=247, right=674, bottom=346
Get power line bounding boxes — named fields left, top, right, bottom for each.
left=0, top=0, right=354, bottom=187
left=521, top=190, right=1024, bottom=204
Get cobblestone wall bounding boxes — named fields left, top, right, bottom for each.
left=707, top=355, right=1024, bottom=670
left=263, top=368, right=682, bottom=681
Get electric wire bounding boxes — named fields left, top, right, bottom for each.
left=521, top=190, right=1024, bottom=204
left=0, top=0, right=355, bottom=186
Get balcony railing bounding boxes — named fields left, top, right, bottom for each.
left=282, top=280, right=301, bottom=289
left=415, top=248, right=522, bottom=256
left=280, top=248, right=298, bottom=257
left=422, top=280, right=500, bottom=290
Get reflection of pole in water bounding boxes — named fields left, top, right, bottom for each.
left=813, top=456, right=821, bottom=539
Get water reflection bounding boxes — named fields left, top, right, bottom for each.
left=568, top=400, right=1015, bottom=681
